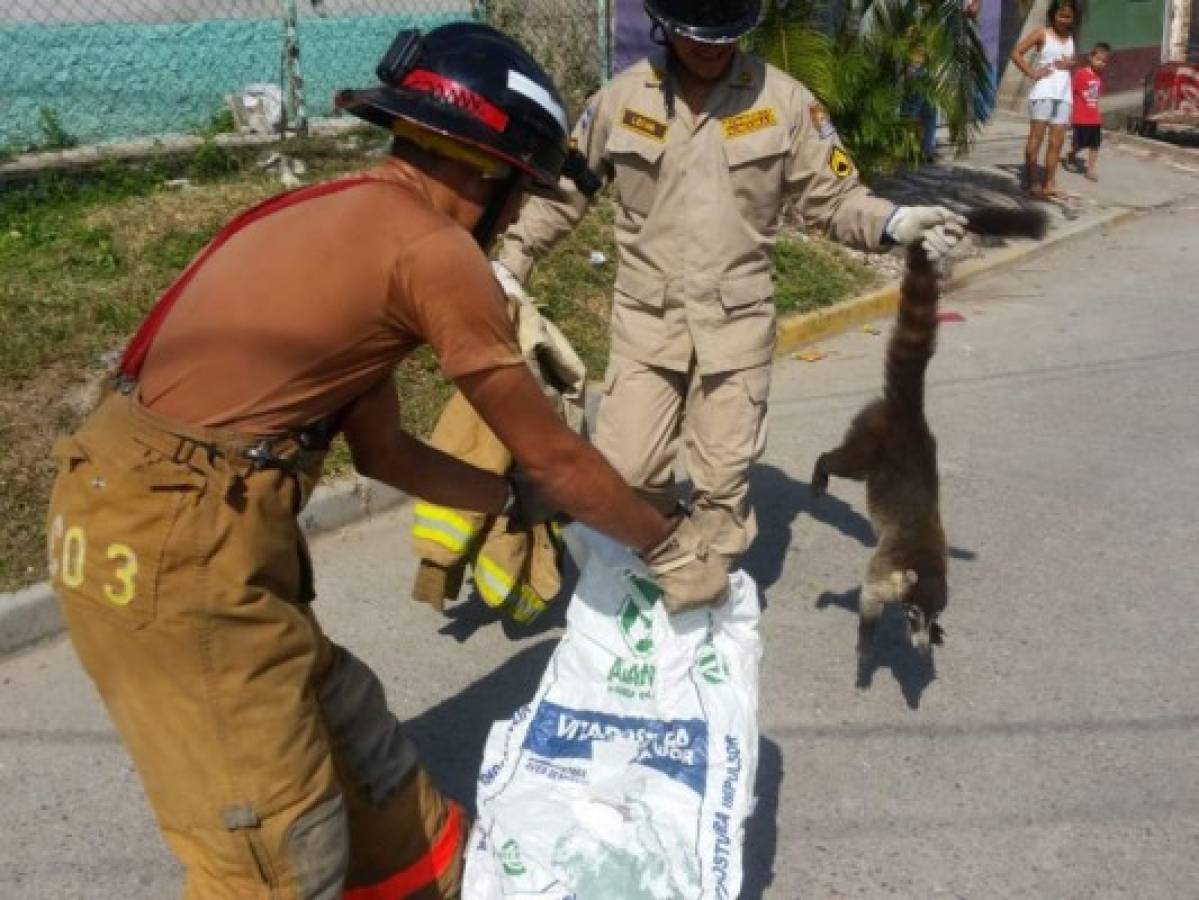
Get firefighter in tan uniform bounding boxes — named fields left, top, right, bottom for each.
left=45, top=24, right=727, bottom=900
left=496, top=0, right=967, bottom=562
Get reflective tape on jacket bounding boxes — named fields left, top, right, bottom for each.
left=411, top=502, right=477, bottom=555
left=473, top=552, right=549, bottom=624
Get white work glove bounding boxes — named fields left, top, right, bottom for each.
left=491, top=259, right=529, bottom=303
left=884, top=205, right=968, bottom=262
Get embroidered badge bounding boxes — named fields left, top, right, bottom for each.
left=828, top=145, right=855, bottom=179
left=620, top=107, right=669, bottom=142
left=722, top=107, right=778, bottom=139
left=809, top=101, right=836, bottom=140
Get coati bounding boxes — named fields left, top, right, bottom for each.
left=811, top=206, right=1047, bottom=658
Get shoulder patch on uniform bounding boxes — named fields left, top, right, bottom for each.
left=620, top=107, right=669, bottom=142
left=722, top=107, right=778, bottom=139
left=733, top=68, right=755, bottom=87
left=808, top=101, right=836, bottom=140
left=828, top=145, right=855, bottom=179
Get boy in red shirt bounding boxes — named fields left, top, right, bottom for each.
left=1067, top=42, right=1111, bottom=181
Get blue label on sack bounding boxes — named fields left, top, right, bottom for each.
left=523, top=701, right=709, bottom=796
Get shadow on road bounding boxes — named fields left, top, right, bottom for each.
left=740, top=736, right=784, bottom=900
left=405, top=638, right=559, bottom=812
left=816, top=586, right=938, bottom=710
left=741, top=464, right=874, bottom=596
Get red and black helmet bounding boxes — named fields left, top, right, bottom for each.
left=335, top=23, right=575, bottom=195
left=644, top=0, right=762, bottom=43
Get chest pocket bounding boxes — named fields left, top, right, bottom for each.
left=606, top=123, right=667, bottom=218
left=722, top=122, right=790, bottom=231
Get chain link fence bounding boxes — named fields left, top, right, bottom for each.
left=0, top=0, right=609, bottom=151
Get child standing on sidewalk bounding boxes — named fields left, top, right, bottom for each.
left=1067, top=43, right=1111, bottom=181
left=1011, top=0, right=1080, bottom=199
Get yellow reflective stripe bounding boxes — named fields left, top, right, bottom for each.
left=511, top=584, right=548, bottom=624
left=473, top=553, right=548, bottom=623
left=413, top=502, right=473, bottom=533
left=412, top=502, right=475, bottom=553
left=474, top=553, right=514, bottom=609
left=413, top=524, right=464, bottom=553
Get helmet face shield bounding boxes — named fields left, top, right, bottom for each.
left=644, top=0, right=762, bottom=43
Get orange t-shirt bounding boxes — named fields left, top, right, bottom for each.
left=138, top=159, right=523, bottom=435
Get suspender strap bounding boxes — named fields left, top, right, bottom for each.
left=118, top=174, right=387, bottom=377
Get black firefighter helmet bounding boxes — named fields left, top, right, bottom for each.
left=335, top=22, right=594, bottom=198
left=644, top=0, right=763, bottom=43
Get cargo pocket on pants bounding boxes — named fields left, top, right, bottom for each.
left=741, top=364, right=772, bottom=459
left=46, top=434, right=202, bottom=630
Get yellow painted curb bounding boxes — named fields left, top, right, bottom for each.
left=774, top=206, right=1139, bottom=358
left=775, top=283, right=902, bottom=356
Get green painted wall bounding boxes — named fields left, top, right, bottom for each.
left=0, top=13, right=463, bottom=150
left=1081, top=0, right=1163, bottom=50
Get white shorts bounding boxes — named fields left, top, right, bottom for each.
left=1029, top=98, right=1071, bottom=125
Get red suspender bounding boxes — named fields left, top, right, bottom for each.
left=118, top=175, right=384, bottom=377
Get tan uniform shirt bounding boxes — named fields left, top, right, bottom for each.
left=498, top=51, right=896, bottom=374
left=140, top=159, right=523, bottom=434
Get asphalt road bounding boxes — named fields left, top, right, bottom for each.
left=2, top=205, right=1198, bottom=898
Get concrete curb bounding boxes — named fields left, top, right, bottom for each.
left=774, top=205, right=1139, bottom=357
left=0, top=118, right=363, bottom=182
left=0, top=476, right=411, bottom=657
left=0, top=204, right=1140, bottom=657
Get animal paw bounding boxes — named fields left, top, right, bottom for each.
left=810, top=465, right=829, bottom=497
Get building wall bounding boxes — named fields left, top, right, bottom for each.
left=1080, top=0, right=1166, bottom=92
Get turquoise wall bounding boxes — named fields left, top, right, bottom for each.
left=0, top=13, right=463, bottom=149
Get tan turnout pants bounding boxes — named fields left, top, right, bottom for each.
left=594, top=356, right=772, bottom=558
left=46, top=391, right=463, bottom=899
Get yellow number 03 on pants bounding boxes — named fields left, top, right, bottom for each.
left=48, top=514, right=139, bottom=607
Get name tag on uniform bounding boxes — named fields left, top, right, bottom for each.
left=620, top=108, right=669, bottom=142
left=722, top=107, right=778, bottom=139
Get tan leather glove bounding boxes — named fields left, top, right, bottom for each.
left=639, top=514, right=730, bottom=613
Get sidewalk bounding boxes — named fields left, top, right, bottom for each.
left=879, top=113, right=1199, bottom=215
left=774, top=113, right=1199, bottom=353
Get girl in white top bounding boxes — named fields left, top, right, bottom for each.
left=1011, top=0, right=1079, bottom=199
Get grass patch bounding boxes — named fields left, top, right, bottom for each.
left=525, top=200, right=617, bottom=377
left=772, top=236, right=881, bottom=315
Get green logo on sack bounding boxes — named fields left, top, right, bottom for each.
left=618, top=572, right=661, bottom=658
left=696, top=644, right=729, bottom=684
left=500, top=839, right=526, bottom=876
left=608, top=658, right=656, bottom=691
